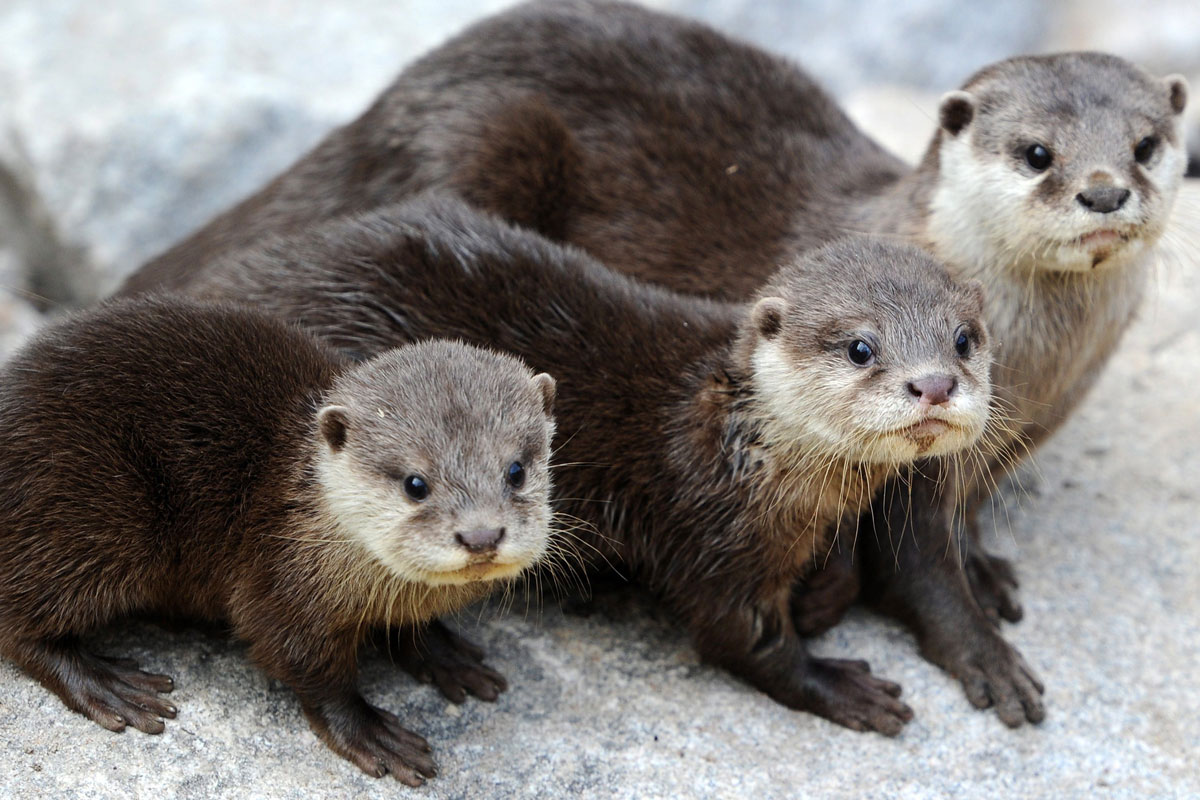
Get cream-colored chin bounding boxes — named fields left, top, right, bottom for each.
left=1045, top=233, right=1146, bottom=273
left=417, top=560, right=530, bottom=587
left=856, top=417, right=984, bottom=463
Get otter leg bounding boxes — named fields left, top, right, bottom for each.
left=789, top=546, right=861, bottom=637
left=3, top=636, right=176, bottom=733
left=299, top=688, right=438, bottom=787
left=246, top=628, right=437, bottom=786
left=694, top=600, right=913, bottom=736
left=962, top=514, right=1023, bottom=624
left=861, top=472, right=1044, bottom=727
left=385, top=619, right=507, bottom=703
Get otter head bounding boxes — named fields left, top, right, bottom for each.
left=315, top=340, right=556, bottom=587
left=744, top=237, right=992, bottom=465
left=927, top=53, right=1188, bottom=275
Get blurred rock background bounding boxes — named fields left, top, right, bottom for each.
left=0, top=2, right=1198, bottom=798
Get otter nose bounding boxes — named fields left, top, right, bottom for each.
left=1076, top=186, right=1130, bottom=214
left=456, top=527, right=505, bottom=553
left=906, top=375, right=957, bottom=406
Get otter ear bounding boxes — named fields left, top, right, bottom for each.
left=1164, top=74, right=1188, bottom=115
left=751, top=297, right=787, bottom=341
left=531, top=372, right=557, bottom=416
left=938, top=90, right=977, bottom=136
left=318, top=405, right=351, bottom=452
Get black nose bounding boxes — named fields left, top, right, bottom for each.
left=1076, top=186, right=1130, bottom=214
left=456, top=528, right=505, bottom=553
left=906, top=375, right=957, bottom=406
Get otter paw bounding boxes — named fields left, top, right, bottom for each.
left=63, top=652, right=177, bottom=735
left=923, top=628, right=1044, bottom=727
left=391, top=620, right=507, bottom=703
left=966, top=550, right=1023, bottom=624
left=791, top=557, right=860, bottom=637
left=799, top=657, right=914, bottom=736
left=321, top=702, right=438, bottom=786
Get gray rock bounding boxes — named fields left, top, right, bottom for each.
left=0, top=250, right=43, bottom=356
left=658, top=0, right=1046, bottom=93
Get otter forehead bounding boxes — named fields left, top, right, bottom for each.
left=966, top=53, right=1182, bottom=150
left=328, top=341, right=552, bottom=474
left=765, top=238, right=981, bottom=342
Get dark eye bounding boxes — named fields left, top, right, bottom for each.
left=403, top=475, right=429, bottom=501
left=955, top=328, right=971, bottom=358
left=1134, top=136, right=1157, bottom=164
left=506, top=461, right=526, bottom=489
left=847, top=340, right=875, bottom=367
left=1025, top=143, right=1053, bottom=171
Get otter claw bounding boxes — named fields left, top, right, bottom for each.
left=390, top=620, right=507, bottom=703
left=966, top=550, right=1023, bottom=624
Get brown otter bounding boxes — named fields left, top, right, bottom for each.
left=442, top=44, right=1186, bottom=727
left=168, top=193, right=993, bottom=734
left=0, top=296, right=557, bottom=785
left=117, top=1, right=1188, bottom=727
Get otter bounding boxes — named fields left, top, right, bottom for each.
left=166, top=193, right=993, bottom=735
left=446, top=46, right=1186, bottom=728
left=458, top=50, right=1185, bottom=725
left=117, top=1, right=1189, bottom=727
left=461, top=49, right=1187, bottom=726
left=0, top=296, right=557, bottom=785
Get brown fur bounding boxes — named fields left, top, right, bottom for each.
left=170, top=194, right=994, bottom=735
left=0, top=297, right=555, bottom=784
left=119, top=2, right=1192, bottom=729
left=111, top=1, right=1174, bottom=727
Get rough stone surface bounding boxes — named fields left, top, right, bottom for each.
left=1, top=3, right=1199, bottom=799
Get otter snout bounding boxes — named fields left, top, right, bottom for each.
left=906, top=375, right=957, bottom=407
left=456, top=527, right=506, bottom=554
left=1075, top=185, right=1130, bottom=214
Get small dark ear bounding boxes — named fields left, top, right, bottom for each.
left=939, top=90, right=977, bottom=136
left=531, top=372, right=557, bottom=417
left=751, top=297, right=787, bottom=340
left=1164, top=74, right=1188, bottom=115
left=318, top=405, right=351, bottom=452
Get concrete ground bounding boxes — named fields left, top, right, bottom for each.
left=1, top=3, right=1198, bottom=798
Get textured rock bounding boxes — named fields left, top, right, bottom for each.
left=1, top=3, right=1198, bottom=798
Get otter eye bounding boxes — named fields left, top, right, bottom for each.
left=847, top=340, right=875, bottom=367
left=507, top=461, right=526, bottom=490
left=403, top=475, right=429, bottom=501
left=1134, top=136, right=1157, bottom=164
left=1025, top=143, right=1053, bottom=171
left=955, top=328, right=971, bottom=358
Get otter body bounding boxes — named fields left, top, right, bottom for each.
left=168, top=194, right=993, bottom=735
left=118, top=0, right=1191, bottom=728
left=0, top=297, right=557, bottom=784
left=439, top=34, right=1184, bottom=725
